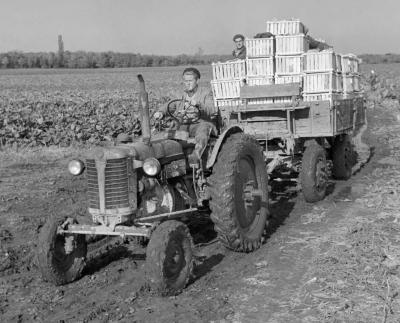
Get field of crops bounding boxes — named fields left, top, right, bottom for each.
left=0, top=66, right=212, bottom=147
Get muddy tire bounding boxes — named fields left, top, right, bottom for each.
left=36, top=216, right=87, bottom=285
left=300, top=143, right=328, bottom=203
left=145, top=220, right=193, bottom=296
left=208, top=133, right=269, bottom=252
left=332, top=134, right=353, bottom=179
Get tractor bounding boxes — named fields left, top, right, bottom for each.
left=37, top=75, right=269, bottom=296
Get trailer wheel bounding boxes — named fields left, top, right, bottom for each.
left=36, top=216, right=87, bottom=285
left=208, top=133, right=269, bottom=252
left=332, top=134, right=353, bottom=179
left=301, top=143, right=327, bottom=203
left=145, top=220, right=193, bottom=296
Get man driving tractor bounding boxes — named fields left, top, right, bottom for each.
left=159, top=67, right=219, bottom=165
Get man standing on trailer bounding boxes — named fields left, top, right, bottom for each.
left=232, top=34, right=246, bottom=60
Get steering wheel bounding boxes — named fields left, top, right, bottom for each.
left=166, top=98, right=201, bottom=125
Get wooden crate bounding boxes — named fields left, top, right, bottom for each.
left=245, top=38, right=274, bottom=58
left=303, top=93, right=343, bottom=102
left=211, top=79, right=243, bottom=99
left=266, top=19, right=308, bottom=35
left=303, top=72, right=341, bottom=93
left=246, top=76, right=274, bottom=86
left=212, top=60, right=246, bottom=80
left=274, top=97, right=293, bottom=103
left=276, top=34, right=309, bottom=55
left=275, top=55, right=303, bottom=74
left=246, top=57, right=274, bottom=77
left=343, top=75, right=361, bottom=93
left=214, top=98, right=242, bottom=108
left=247, top=97, right=274, bottom=105
left=275, top=74, right=303, bottom=85
left=341, top=54, right=360, bottom=74
left=304, top=50, right=338, bottom=73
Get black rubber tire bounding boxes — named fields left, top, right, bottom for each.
left=332, top=134, right=353, bottom=179
left=36, top=216, right=87, bottom=285
left=300, top=143, right=328, bottom=203
left=145, top=220, right=193, bottom=296
left=208, top=133, right=269, bottom=252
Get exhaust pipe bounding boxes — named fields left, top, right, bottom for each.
left=137, top=74, right=151, bottom=145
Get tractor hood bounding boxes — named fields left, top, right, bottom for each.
left=86, top=139, right=184, bottom=164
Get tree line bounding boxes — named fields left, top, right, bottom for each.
left=0, top=51, right=231, bottom=69
left=359, top=54, right=400, bottom=65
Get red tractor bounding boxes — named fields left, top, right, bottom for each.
left=37, top=75, right=269, bottom=296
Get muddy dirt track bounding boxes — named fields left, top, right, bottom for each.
left=2, top=91, right=400, bottom=322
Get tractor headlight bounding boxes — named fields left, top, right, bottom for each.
left=68, top=159, right=85, bottom=176
left=142, top=158, right=161, bottom=176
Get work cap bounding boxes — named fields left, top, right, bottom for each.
left=233, top=34, right=245, bottom=41
left=183, top=67, right=201, bottom=79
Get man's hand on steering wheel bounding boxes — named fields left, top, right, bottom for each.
left=166, top=98, right=201, bottom=125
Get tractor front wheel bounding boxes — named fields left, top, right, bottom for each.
left=36, top=216, right=87, bottom=285
left=145, top=220, right=193, bottom=296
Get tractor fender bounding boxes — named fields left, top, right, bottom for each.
left=206, top=125, right=243, bottom=169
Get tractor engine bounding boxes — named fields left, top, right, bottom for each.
left=82, top=139, right=188, bottom=228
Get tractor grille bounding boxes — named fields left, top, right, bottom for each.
left=86, top=158, right=129, bottom=209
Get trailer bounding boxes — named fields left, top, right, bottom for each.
left=216, top=82, right=365, bottom=202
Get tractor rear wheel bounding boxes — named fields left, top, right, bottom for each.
left=36, top=216, right=87, bottom=285
left=300, top=143, right=328, bottom=203
left=208, top=133, right=269, bottom=252
left=145, top=220, right=193, bottom=296
left=332, top=134, right=353, bottom=179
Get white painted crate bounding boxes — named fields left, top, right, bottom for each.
left=304, top=50, right=338, bottom=72
left=343, top=74, right=361, bottom=93
left=303, top=93, right=343, bottom=102
left=246, top=57, right=274, bottom=77
left=276, top=34, right=309, bottom=55
left=275, top=74, right=303, bottom=85
left=303, top=72, right=341, bottom=93
left=275, top=55, right=303, bottom=74
left=214, top=98, right=242, bottom=108
left=266, top=19, right=308, bottom=35
left=246, top=76, right=274, bottom=86
left=247, top=97, right=274, bottom=105
left=212, top=60, right=246, bottom=80
left=211, top=79, right=243, bottom=99
left=341, top=54, right=360, bottom=74
left=245, top=38, right=275, bottom=58
left=274, top=97, right=293, bottom=103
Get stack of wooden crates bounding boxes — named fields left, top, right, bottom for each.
left=211, top=19, right=362, bottom=108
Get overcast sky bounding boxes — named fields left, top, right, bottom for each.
left=0, top=0, right=398, bottom=55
